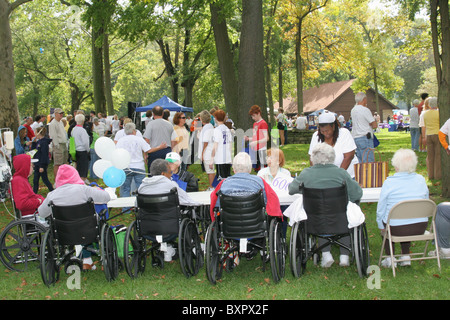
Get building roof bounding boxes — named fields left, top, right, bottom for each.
left=275, top=79, right=355, bottom=114
left=275, top=79, right=397, bottom=115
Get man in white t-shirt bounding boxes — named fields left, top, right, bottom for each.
left=295, top=113, right=308, bottom=130
left=116, top=122, right=167, bottom=207
left=350, top=92, right=377, bottom=163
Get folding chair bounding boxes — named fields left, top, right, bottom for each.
left=378, top=199, right=441, bottom=277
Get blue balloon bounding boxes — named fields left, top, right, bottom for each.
left=102, top=166, right=126, bottom=188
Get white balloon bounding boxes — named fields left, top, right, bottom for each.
left=94, top=137, right=115, bottom=160
left=111, top=148, right=131, bottom=170
left=93, top=159, right=113, bottom=179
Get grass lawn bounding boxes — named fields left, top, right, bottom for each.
left=0, top=129, right=448, bottom=302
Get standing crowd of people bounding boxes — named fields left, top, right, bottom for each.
left=2, top=90, right=450, bottom=270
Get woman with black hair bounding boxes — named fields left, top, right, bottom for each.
left=308, top=111, right=359, bottom=178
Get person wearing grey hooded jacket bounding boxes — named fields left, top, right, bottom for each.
left=137, top=159, right=200, bottom=207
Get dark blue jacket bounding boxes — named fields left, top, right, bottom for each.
left=32, top=137, right=52, bottom=168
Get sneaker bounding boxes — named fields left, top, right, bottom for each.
left=321, top=252, right=334, bottom=268
left=428, top=248, right=450, bottom=259
left=206, top=187, right=214, bottom=191
left=339, top=254, right=350, bottom=267
left=398, top=255, right=411, bottom=267
left=381, top=257, right=397, bottom=268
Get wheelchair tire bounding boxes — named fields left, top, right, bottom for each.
left=124, top=220, right=146, bottom=279
left=179, top=217, right=203, bottom=278
left=100, top=224, right=119, bottom=282
left=353, top=222, right=370, bottom=278
left=0, top=219, right=47, bottom=272
left=289, top=221, right=307, bottom=278
left=40, top=229, right=59, bottom=287
left=269, top=218, right=286, bottom=283
left=205, top=221, right=223, bottom=285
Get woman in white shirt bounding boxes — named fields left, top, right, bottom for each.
left=308, top=111, right=358, bottom=178
left=211, top=110, right=233, bottom=180
left=198, top=110, right=215, bottom=190
left=257, top=148, right=291, bottom=183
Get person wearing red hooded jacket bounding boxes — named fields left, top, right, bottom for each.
left=11, top=154, right=45, bottom=216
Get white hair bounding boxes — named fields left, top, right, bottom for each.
left=428, top=97, right=438, bottom=108
left=310, top=143, right=336, bottom=165
left=391, top=148, right=417, bottom=173
left=412, top=99, right=420, bottom=106
left=75, top=114, right=85, bottom=125
left=355, top=92, right=367, bottom=104
left=124, top=122, right=136, bottom=135
left=232, top=152, right=253, bottom=174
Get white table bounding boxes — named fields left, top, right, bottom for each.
left=107, top=188, right=381, bottom=208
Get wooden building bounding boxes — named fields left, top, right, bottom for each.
left=275, top=79, right=398, bottom=122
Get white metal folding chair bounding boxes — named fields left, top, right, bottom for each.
left=378, top=199, right=441, bottom=277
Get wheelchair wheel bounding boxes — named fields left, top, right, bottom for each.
left=124, top=220, right=146, bottom=279
left=40, top=229, right=60, bottom=287
left=289, top=221, right=307, bottom=278
left=179, top=217, right=203, bottom=278
left=100, top=224, right=119, bottom=282
left=269, top=218, right=286, bottom=283
left=0, top=220, right=47, bottom=272
left=205, top=221, right=224, bottom=284
left=353, top=222, right=370, bottom=278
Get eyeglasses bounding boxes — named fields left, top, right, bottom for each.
left=180, top=117, right=186, bottom=119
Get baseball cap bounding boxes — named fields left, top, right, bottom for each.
left=318, top=111, right=336, bottom=124
left=165, top=152, right=181, bottom=163
left=54, top=108, right=64, bottom=114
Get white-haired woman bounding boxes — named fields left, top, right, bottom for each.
left=71, top=114, right=90, bottom=183
left=376, top=148, right=429, bottom=268
left=210, top=152, right=283, bottom=221
left=289, top=143, right=363, bottom=268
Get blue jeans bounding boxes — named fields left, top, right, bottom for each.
left=354, top=136, right=374, bottom=163
left=410, top=127, right=420, bottom=151
left=120, top=168, right=146, bottom=211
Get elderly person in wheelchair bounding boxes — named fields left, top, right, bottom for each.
left=210, top=152, right=283, bottom=260
left=288, top=143, right=363, bottom=268
left=210, top=152, right=282, bottom=220
left=38, top=164, right=111, bottom=270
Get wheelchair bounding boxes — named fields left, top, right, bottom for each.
left=205, top=190, right=286, bottom=285
left=39, top=199, right=119, bottom=287
left=0, top=206, right=47, bottom=272
left=123, top=188, right=203, bottom=279
left=289, top=184, right=370, bottom=278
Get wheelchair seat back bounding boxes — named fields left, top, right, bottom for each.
left=301, top=184, right=349, bottom=235
left=49, top=199, right=98, bottom=246
left=218, top=190, right=266, bottom=239
left=136, top=188, right=181, bottom=239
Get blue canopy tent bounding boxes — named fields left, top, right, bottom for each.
left=135, top=95, right=194, bottom=113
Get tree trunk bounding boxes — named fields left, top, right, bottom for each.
left=103, top=32, right=114, bottom=116
left=431, top=0, right=450, bottom=197
left=278, top=56, right=283, bottom=114
left=373, top=67, right=380, bottom=115
left=92, top=26, right=106, bottom=115
left=237, top=0, right=266, bottom=130
left=0, top=1, right=22, bottom=135
left=210, top=3, right=238, bottom=122
left=295, top=19, right=303, bottom=115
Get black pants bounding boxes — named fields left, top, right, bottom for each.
left=76, top=150, right=90, bottom=179
left=33, top=164, right=53, bottom=194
